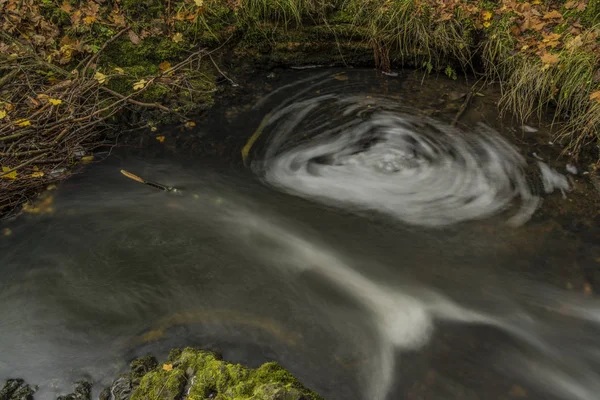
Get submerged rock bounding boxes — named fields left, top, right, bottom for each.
left=57, top=381, right=91, bottom=400
left=0, top=379, right=36, bottom=400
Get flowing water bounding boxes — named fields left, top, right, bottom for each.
left=2, top=69, right=600, bottom=399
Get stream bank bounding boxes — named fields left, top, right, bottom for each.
left=1, top=0, right=599, bottom=218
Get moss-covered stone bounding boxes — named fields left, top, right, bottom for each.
left=125, top=348, right=324, bottom=400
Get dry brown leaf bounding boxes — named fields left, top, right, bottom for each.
left=158, top=61, right=171, bottom=72
left=60, top=1, right=72, bottom=13
left=542, top=10, right=563, bottom=20
left=590, top=90, right=600, bottom=103
left=540, top=52, right=560, bottom=65
left=128, top=30, right=140, bottom=45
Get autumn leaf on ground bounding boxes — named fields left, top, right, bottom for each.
left=482, top=11, right=493, bottom=21
left=162, top=364, right=173, bottom=371
left=1, top=167, right=17, bottom=180
left=156, top=135, right=165, bottom=143
left=194, top=0, right=203, bottom=6
left=0, top=110, right=6, bottom=120
left=15, top=119, right=31, bottom=127
left=61, top=1, right=72, bottom=13
left=483, top=21, right=491, bottom=28
left=81, top=156, right=94, bottom=163
left=172, top=33, right=183, bottom=43
left=30, top=171, right=44, bottom=178
left=590, top=91, right=600, bottom=103
left=49, top=98, right=62, bottom=106
left=542, top=32, right=561, bottom=48
left=83, top=15, right=96, bottom=24
left=543, top=10, right=563, bottom=20
left=133, top=79, right=147, bottom=90
left=94, top=72, right=107, bottom=84
left=114, top=67, right=125, bottom=74
left=540, top=52, right=560, bottom=66
left=158, top=61, right=171, bottom=72
left=184, top=121, right=196, bottom=128
left=566, top=35, right=583, bottom=50
left=128, top=30, right=140, bottom=45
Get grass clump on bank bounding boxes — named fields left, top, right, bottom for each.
left=1, top=0, right=599, bottom=218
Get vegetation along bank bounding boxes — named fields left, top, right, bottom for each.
left=0, top=0, right=599, bottom=217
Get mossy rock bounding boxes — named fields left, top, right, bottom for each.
left=125, top=348, right=324, bottom=400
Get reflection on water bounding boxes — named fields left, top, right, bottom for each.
left=1, top=70, right=600, bottom=400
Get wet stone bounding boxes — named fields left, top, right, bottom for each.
left=57, top=381, right=91, bottom=400
left=0, top=379, right=36, bottom=400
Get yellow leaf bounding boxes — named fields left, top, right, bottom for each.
left=156, top=135, right=165, bottom=143
left=31, top=171, right=44, bottom=178
left=543, top=10, right=563, bottom=20
left=133, top=79, right=147, bottom=90
left=482, top=11, right=493, bottom=21
left=94, top=72, right=107, bottom=84
left=1, top=166, right=17, bottom=180
left=61, top=1, right=72, bottom=13
left=194, top=0, right=203, bottom=6
left=184, top=121, right=196, bottom=128
left=540, top=52, right=560, bottom=66
left=483, top=21, right=491, bottom=28
left=49, top=98, right=62, bottom=106
left=590, top=91, right=600, bottom=103
left=162, top=364, right=173, bottom=371
left=15, top=119, right=31, bottom=127
left=172, top=33, right=183, bottom=43
left=81, top=156, right=94, bottom=163
left=532, top=0, right=541, bottom=4
left=0, top=110, right=6, bottom=120
left=83, top=15, right=96, bottom=24
left=159, top=61, right=171, bottom=72
left=114, top=67, right=125, bottom=74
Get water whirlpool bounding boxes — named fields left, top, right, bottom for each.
left=253, top=87, right=568, bottom=227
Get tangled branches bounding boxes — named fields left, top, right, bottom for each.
left=0, top=27, right=214, bottom=218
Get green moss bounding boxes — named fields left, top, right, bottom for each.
left=129, top=348, right=324, bottom=400
left=131, top=369, right=186, bottom=400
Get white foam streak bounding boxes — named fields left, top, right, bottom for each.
left=256, top=95, right=570, bottom=227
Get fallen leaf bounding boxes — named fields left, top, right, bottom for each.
left=184, top=121, right=196, bottom=128
left=162, top=364, right=173, bottom=371
left=1, top=166, right=17, bottom=180
left=540, top=52, right=560, bottom=66
left=114, top=67, right=125, bottom=74
left=128, top=30, right=140, bottom=45
left=482, top=11, right=493, bottom=21
left=194, top=0, right=203, bottom=6
left=483, top=21, right=492, bottom=28
left=333, top=74, right=348, bottom=81
left=83, top=15, right=96, bottom=24
left=532, top=0, right=541, bottom=4
left=30, top=171, right=44, bottom=178
left=158, top=61, right=171, bottom=72
left=15, top=119, right=31, bottom=127
left=0, top=110, right=6, bottom=120
left=156, top=135, right=165, bottom=143
left=94, top=72, right=107, bottom=84
left=81, top=155, right=94, bottom=163
left=133, top=79, right=147, bottom=90
left=172, top=33, right=183, bottom=43
left=61, top=1, right=72, bottom=13
left=49, top=98, right=62, bottom=106
left=566, top=35, right=583, bottom=50
left=543, top=10, right=563, bottom=20
left=590, top=91, right=600, bottom=103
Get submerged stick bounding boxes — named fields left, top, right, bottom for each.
left=451, top=90, right=474, bottom=126
left=120, top=169, right=179, bottom=193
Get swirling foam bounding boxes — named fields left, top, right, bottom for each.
left=255, top=92, right=566, bottom=226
